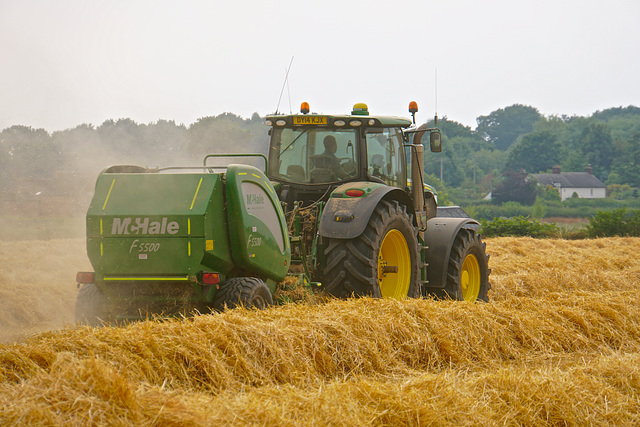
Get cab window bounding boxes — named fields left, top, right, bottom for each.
left=268, top=128, right=358, bottom=184
left=366, top=127, right=405, bottom=187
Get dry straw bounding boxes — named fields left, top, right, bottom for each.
left=1, top=237, right=640, bottom=425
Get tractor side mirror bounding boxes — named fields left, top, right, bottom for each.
left=430, top=131, right=442, bottom=152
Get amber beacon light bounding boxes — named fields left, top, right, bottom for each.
left=409, top=101, right=419, bottom=123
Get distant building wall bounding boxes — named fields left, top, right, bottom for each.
left=560, top=187, right=606, bottom=201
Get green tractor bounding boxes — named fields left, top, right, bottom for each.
left=75, top=102, right=490, bottom=325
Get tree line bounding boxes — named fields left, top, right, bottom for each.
left=2, top=104, right=639, bottom=203
left=0, top=112, right=268, bottom=192
left=422, top=104, right=640, bottom=205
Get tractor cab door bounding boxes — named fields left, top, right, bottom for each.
left=365, top=127, right=406, bottom=188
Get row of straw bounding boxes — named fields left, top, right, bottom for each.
left=2, top=293, right=640, bottom=425
left=1, top=237, right=639, bottom=425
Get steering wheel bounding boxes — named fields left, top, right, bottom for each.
left=339, top=158, right=356, bottom=175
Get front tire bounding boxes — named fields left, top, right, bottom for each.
left=213, top=277, right=273, bottom=310
left=323, top=200, right=420, bottom=299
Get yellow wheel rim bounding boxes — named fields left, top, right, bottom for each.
left=377, top=229, right=411, bottom=299
left=461, top=254, right=481, bottom=301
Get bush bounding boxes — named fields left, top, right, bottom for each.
left=462, top=197, right=640, bottom=221
left=539, top=185, right=561, bottom=202
left=544, top=205, right=599, bottom=218
left=563, top=197, right=640, bottom=209
left=531, top=197, right=547, bottom=218
left=466, top=202, right=532, bottom=220
left=629, top=209, right=640, bottom=236
left=607, top=184, right=636, bottom=200
left=480, top=216, right=560, bottom=238
left=586, top=208, right=640, bottom=237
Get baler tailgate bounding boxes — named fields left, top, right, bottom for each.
left=86, top=172, right=234, bottom=278
left=89, top=236, right=207, bottom=275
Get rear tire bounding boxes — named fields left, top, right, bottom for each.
left=75, top=283, right=108, bottom=326
left=213, top=277, right=273, bottom=310
left=323, top=200, right=420, bottom=299
left=428, top=229, right=490, bottom=302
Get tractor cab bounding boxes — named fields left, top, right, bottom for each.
left=266, top=102, right=421, bottom=207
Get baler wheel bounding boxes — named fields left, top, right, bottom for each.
left=213, top=277, right=273, bottom=311
left=75, top=283, right=108, bottom=326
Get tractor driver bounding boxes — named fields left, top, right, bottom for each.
left=319, top=135, right=350, bottom=180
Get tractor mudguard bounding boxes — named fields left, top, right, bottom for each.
left=424, top=217, right=480, bottom=289
left=318, top=183, right=415, bottom=239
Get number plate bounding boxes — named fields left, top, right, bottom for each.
left=293, top=116, right=327, bottom=125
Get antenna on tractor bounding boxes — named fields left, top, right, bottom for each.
left=286, top=69, right=292, bottom=114
left=434, top=68, right=438, bottom=126
left=275, top=56, right=294, bottom=115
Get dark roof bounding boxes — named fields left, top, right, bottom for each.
left=531, top=172, right=606, bottom=189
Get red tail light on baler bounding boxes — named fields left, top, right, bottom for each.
left=200, top=272, right=221, bottom=285
left=76, top=272, right=95, bottom=284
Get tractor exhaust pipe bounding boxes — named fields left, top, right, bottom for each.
left=411, top=123, right=427, bottom=235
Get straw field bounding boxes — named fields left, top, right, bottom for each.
left=1, top=237, right=640, bottom=425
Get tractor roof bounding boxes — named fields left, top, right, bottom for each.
left=266, top=103, right=414, bottom=128
left=265, top=114, right=413, bottom=128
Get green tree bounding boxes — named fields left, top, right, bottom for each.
left=591, top=105, right=640, bottom=121
left=139, top=119, right=190, bottom=165
left=423, top=117, right=498, bottom=194
left=476, top=104, right=542, bottom=151
left=0, top=125, right=57, bottom=182
left=51, top=123, right=103, bottom=172
left=492, top=170, right=537, bottom=205
left=606, top=184, right=636, bottom=200
left=579, top=123, right=614, bottom=180
left=423, top=149, right=465, bottom=187
left=591, top=106, right=640, bottom=142
left=245, top=112, right=270, bottom=153
left=188, top=113, right=254, bottom=161
left=96, top=118, right=145, bottom=162
left=609, top=132, right=640, bottom=187
left=430, top=116, right=482, bottom=141
left=422, top=173, right=453, bottom=206
left=506, top=130, right=561, bottom=173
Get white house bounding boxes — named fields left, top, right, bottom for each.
left=531, top=165, right=606, bottom=201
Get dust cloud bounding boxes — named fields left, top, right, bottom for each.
left=0, top=117, right=270, bottom=342
left=0, top=238, right=90, bottom=343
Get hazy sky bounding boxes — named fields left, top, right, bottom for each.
left=1, top=0, right=639, bottom=132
